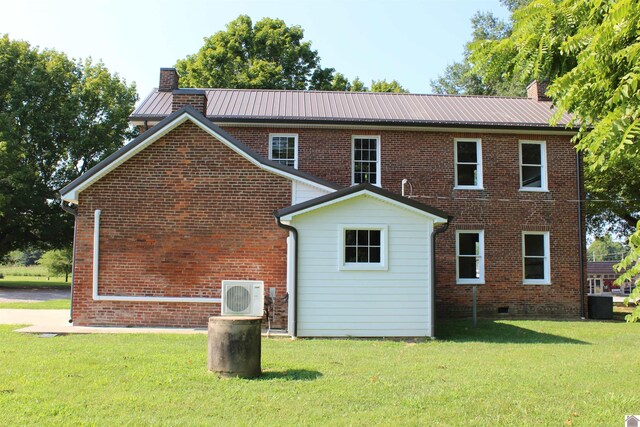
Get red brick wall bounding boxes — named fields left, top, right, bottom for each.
left=72, top=121, right=291, bottom=327
left=221, top=126, right=585, bottom=318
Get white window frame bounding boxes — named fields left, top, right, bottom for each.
left=351, top=135, right=381, bottom=186
left=519, top=140, right=548, bottom=192
left=338, top=224, right=388, bottom=271
left=269, top=133, right=298, bottom=169
left=454, top=138, right=483, bottom=190
left=522, top=231, right=551, bottom=285
left=456, top=230, right=485, bottom=284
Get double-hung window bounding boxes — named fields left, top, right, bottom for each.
left=339, top=225, right=387, bottom=270
left=454, top=139, right=483, bottom=189
left=522, top=232, right=550, bottom=284
left=519, top=141, right=547, bottom=191
left=269, top=134, right=298, bottom=168
left=456, top=230, right=485, bottom=284
left=352, top=136, right=380, bottom=186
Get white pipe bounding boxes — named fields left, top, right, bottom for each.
left=93, top=209, right=101, bottom=300
left=91, top=208, right=220, bottom=303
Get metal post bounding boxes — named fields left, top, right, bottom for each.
left=472, top=286, right=477, bottom=328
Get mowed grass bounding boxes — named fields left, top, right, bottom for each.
left=0, top=299, right=70, bottom=309
left=1, top=320, right=639, bottom=426
left=0, top=275, right=69, bottom=289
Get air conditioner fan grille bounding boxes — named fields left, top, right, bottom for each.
left=226, top=285, right=251, bottom=312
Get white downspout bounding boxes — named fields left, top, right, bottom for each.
left=93, top=209, right=101, bottom=300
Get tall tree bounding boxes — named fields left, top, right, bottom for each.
left=37, top=248, right=73, bottom=281
left=176, top=15, right=408, bottom=93
left=0, top=35, right=138, bottom=257
left=176, top=15, right=333, bottom=90
left=431, top=1, right=532, bottom=96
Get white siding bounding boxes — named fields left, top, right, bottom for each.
left=292, top=181, right=333, bottom=205
left=291, top=195, right=433, bottom=337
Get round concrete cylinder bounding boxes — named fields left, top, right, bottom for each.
left=208, top=316, right=262, bottom=378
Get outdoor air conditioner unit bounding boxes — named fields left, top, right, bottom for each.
left=221, top=280, right=264, bottom=317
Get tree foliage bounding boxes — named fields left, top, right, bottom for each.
left=587, top=236, right=628, bottom=262
left=176, top=15, right=408, bottom=93
left=176, top=15, right=332, bottom=90
left=0, top=35, right=138, bottom=257
left=370, top=79, right=409, bottom=93
left=37, top=248, right=72, bottom=281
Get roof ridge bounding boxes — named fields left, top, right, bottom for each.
left=189, top=87, right=534, bottom=101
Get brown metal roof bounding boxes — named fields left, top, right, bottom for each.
left=131, top=88, right=575, bottom=129
left=587, top=262, right=618, bottom=275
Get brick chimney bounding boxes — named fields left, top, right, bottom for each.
left=172, top=89, right=207, bottom=115
left=527, top=80, right=551, bottom=102
left=159, top=68, right=179, bottom=92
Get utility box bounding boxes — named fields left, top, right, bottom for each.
left=208, top=316, right=262, bottom=378
left=588, top=295, right=613, bottom=320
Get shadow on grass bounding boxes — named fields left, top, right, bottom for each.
left=257, top=369, right=322, bottom=381
left=437, top=319, right=589, bottom=345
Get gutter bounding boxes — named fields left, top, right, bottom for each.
left=430, top=216, right=452, bottom=338
left=576, top=151, right=586, bottom=318
left=275, top=216, right=299, bottom=338
left=59, top=199, right=78, bottom=324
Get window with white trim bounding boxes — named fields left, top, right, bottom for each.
left=269, top=134, right=298, bottom=168
left=454, top=139, right=483, bottom=189
left=523, top=232, right=550, bottom=284
left=519, top=141, right=547, bottom=191
left=352, top=136, right=380, bottom=185
left=339, top=225, right=388, bottom=270
left=456, top=230, right=484, bottom=284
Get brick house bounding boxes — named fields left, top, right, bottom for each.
left=59, top=68, right=586, bottom=337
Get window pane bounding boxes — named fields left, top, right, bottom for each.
left=369, top=247, right=381, bottom=263
left=345, top=230, right=356, bottom=245
left=457, top=141, right=477, bottom=163
left=366, top=172, right=377, bottom=184
left=521, top=166, right=542, bottom=188
left=369, top=230, right=381, bottom=246
left=524, top=258, right=545, bottom=279
left=457, top=164, right=477, bottom=186
left=521, top=143, right=541, bottom=165
left=524, top=234, right=545, bottom=256
left=357, top=247, right=369, bottom=262
left=345, top=247, right=357, bottom=263
left=459, top=257, right=478, bottom=279
left=357, top=230, right=369, bottom=245
left=459, top=233, right=479, bottom=256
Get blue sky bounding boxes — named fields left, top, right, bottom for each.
left=1, top=0, right=510, bottom=102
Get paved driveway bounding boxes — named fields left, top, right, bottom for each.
left=0, top=288, right=70, bottom=303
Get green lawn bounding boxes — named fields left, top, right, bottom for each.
left=0, top=299, right=70, bottom=309
left=0, top=275, right=69, bottom=289
left=1, top=320, right=639, bottom=425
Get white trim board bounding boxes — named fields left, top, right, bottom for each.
left=129, top=120, right=579, bottom=136
left=279, top=190, right=448, bottom=223
left=91, top=209, right=221, bottom=303
left=62, top=111, right=335, bottom=203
